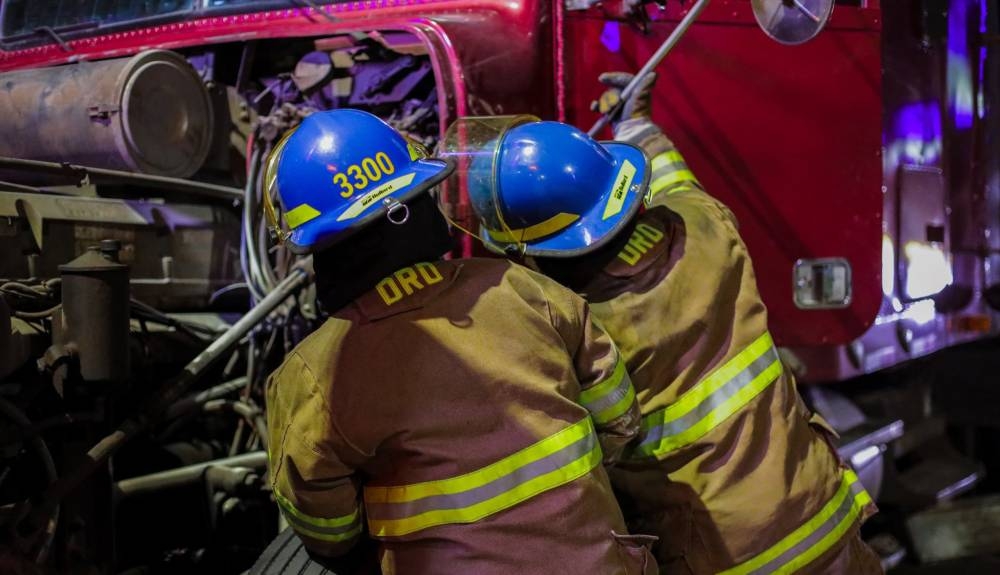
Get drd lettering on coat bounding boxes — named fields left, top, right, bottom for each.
left=376, top=262, right=444, bottom=305
left=617, top=223, right=665, bottom=265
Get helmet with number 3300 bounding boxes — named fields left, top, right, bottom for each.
left=264, top=109, right=454, bottom=254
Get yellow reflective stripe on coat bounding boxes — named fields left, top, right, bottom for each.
left=648, top=149, right=700, bottom=200
left=273, top=488, right=363, bottom=543
left=364, top=417, right=602, bottom=537
left=579, top=353, right=636, bottom=424
left=634, top=332, right=782, bottom=458
left=650, top=150, right=687, bottom=171
left=720, top=470, right=873, bottom=575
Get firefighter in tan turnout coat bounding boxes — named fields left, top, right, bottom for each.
left=263, top=109, right=657, bottom=574
left=454, top=74, right=883, bottom=574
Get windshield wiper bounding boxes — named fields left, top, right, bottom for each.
left=289, top=0, right=338, bottom=23
left=31, top=20, right=99, bottom=52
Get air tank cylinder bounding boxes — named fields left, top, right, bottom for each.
left=59, top=240, right=130, bottom=384
left=0, top=50, right=213, bottom=178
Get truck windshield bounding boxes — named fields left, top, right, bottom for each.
left=2, top=1, right=194, bottom=40
left=0, top=1, right=343, bottom=45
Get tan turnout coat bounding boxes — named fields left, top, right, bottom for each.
left=572, top=119, right=882, bottom=575
left=267, top=257, right=657, bottom=575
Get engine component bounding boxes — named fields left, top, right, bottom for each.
left=0, top=297, right=13, bottom=380
left=19, top=268, right=311, bottom=540
left=0, top=50, right=213, bottom=178
left=0, top=156, right=243, bottom=201
left=292, top=52, right=334, bottom=93
left=0, top=31, right=440, bottom=573
left=0, top=397, right=60, bottom=564
left=348, top=56, right=430, bottom=106
left=0, top=191, right=241, bottom=311
left=114, top=451, right=266, bottom=499
left=58, top=241, right=130, bottom=384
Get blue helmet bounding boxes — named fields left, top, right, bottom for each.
left=442, top=118, right=649, bottom=257
left=264, top=109, right=453, bottom=254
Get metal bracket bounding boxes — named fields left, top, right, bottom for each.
left=87, top=104, right=120, bottom=121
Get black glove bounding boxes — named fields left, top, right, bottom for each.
left=591, top=71, right=657, bottom=128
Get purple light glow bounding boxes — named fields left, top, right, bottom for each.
left=890, top=102, right=943, bottom=164
left=947, top=0, right=976, bottom=129
left=601, top=22, right=620, bottom=53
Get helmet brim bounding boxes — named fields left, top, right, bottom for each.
left=479, top=142, right=649, bottom=258
left=287, top=157, right=456, bottom=254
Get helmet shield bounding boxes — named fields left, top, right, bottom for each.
left=440, top=115, right=541, bottom=241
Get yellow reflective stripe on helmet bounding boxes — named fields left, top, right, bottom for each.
left=485, top=212, right=580, bottom=243
left=719, top=470, right=872, bottom=575
left=263, top=127, right=299, bottom=237
left=635, top=332, right=782, bottom=458
left=602, top=159, right=637, bottom=220
left=284, top=203, right=322, bottom=229
left=273, top=488, right=363, bottom=543
left=404, top=136, right=429, bottom=160
left=579, top=353, right=636, bottom=424
left=365, top=417, right=601, bottom=537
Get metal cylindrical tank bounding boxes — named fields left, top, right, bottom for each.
left=59, top=240, right=130, bottom=384
left=0, top=50, right=213, bottom=178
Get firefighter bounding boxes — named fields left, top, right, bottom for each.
left=449, top=75, right=883, bottom=573
left=261, top=109, right=657, bottom=574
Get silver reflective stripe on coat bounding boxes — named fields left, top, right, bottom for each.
left=720, top=470, right=873, bottom=575
left=365, top=416, right=602, bottom=537
left=366, top=431, right=595, bottom=521
left=634, top=332, right=783, bottom=458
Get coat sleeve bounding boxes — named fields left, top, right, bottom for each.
left=538, top=274, right=642, bottom=464
left=614, top=118, right=736, bottom=216
left=266, top=353, right=367, bottom=558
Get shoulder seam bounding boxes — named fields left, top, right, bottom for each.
left=292, top=351, right=373, bottom=460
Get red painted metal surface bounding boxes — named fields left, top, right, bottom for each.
left=5, top=0, right=995, bottom=384
left=793, top=0, right=1000, bottom=382
left=562, top=2, right=884, bottom=348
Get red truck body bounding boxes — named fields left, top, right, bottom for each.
left=1, top=0, right=994, bottom=383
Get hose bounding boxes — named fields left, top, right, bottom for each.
left=130, top=299, right=215, bottom=342
left=13, top=304, right=61, bottom=320
left=203, top=400, right=268, bottom=450
left=242, top=146, right=270, bottom=302
left=0, top=398, right=59, bottom=564
left=165, top=377, right=250, bottom=420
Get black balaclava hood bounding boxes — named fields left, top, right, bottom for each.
left=313, top=193, right=453, bottom=313
left=533, top=213, right=639, bottom=292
